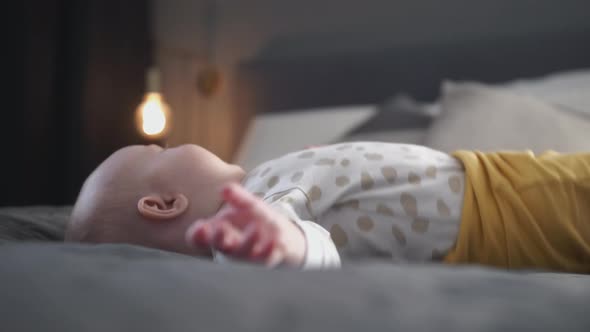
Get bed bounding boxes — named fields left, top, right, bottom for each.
left=3, top=3, right=590, bottom=331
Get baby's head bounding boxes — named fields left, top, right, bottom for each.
left=65, top=144, right=245, bottom=256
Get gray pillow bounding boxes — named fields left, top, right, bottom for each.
left=338, top=94, right=434, bottom=145
left=423, top=82, right=590, bottom=153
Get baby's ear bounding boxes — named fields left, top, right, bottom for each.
left=137, top=193, right=189, bottom=221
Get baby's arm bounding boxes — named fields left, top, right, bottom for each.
left=268, top=202, right=341, bottom=269
left=185, top=183, right=340, bottom=269
left=186, top=183, right=305, bottom=267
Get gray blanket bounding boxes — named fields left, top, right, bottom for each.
left=1, top=243, right=590, bottom=332
left=1, top=206, right=590, bottom=331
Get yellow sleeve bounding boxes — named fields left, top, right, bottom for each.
left=443, top=150, right=590, bottom=273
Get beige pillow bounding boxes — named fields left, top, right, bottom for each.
left=423, top=82, right=590, bottom=153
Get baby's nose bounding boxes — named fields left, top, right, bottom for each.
left=148, top=144, right=164, bottom=151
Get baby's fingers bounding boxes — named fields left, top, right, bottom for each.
left=235, top=224, right=277, bottom=260
left=234, top=224, right=262, bottom=257
left=222, top=183, right=271, bottom=219
left=222, top=183, right=256, bottom=208
left=254, top=239, right=277, bottom=264
left=186, top=221, right=213, bottom=249
left=211, top=221, right=242, bottom=254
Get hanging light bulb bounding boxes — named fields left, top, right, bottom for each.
left=135, top=67, right=171, bottom=140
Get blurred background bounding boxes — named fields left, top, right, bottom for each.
left=7, top=0, right=590, bottom=206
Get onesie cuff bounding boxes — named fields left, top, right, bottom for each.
left=271, top=202, right=341, bottom=270
left=295, top=220, right=341, bottom=270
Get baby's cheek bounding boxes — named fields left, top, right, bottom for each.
left=138, top=224, right=191, bottom=255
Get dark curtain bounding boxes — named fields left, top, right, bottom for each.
left=5, top=0, right=152, bottom=206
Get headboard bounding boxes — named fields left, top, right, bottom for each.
left=234, top=29, right=590, bottom=115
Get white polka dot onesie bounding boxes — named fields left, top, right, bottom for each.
left=223, top=142, right=465, bottom=269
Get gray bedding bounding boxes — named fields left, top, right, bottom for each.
left=1, top=206, right=590, bottom=331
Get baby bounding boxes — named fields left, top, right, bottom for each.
left=65, top=142, right=590, bottom=273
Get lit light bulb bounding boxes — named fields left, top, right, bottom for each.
left=135, top=67, right=171, bottom=139
left=137, top=92, right=168, bottom=136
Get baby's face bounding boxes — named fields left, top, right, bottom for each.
left=70, top=144, right=245, bottom=256
left=139, top=144, right=240, bottom=212
left=113, top=144, right=237, bottom=209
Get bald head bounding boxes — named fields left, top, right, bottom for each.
left=66, top=146, right=153, bottom=243
left=65, top=144, right=245, bottom=256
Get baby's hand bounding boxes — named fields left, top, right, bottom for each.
left=185, top=183, right=306, bottom=268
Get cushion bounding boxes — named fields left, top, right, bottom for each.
left=423, top=82, right=590, bottom=153
left=501, top=68, right=590, bottom=115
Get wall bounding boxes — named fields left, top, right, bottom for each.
left=213, top=0, right=590, bottom=61
left=6, top=0, right=151, bottom=206
left=153, top=0, right=590, bottom=160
